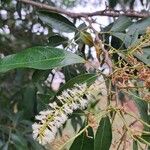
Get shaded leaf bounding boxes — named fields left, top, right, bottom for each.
left=130, top=90, right=150, bottom=142
left=111, top=16, right=132, bottom=32
left=16, top=1, right=22, bottom=19
left=133, top=47, right=150, bottom=66
left=0, top=143, right=8, bottom=150
left=124, top=29, right=139, bottom=48
left=70, top=125, right=94, bottom=150
left=133, top=140, right=138, bottom=150
left=32, top=70, right=50, bottom=83
left=0, top=46, right=85, bottom=73
left=111, top=32, right=126, bottom=42
left=48, top=35, right=68, bottom=47
left=94, top=116, right=112, bottom=150
left=57, top=73, right=97, bottom=95
left=11, top=133, right=28, bottom=150
left=131, top=91, right=148, bottom=123
left=27, top=137, right=45, bottom=150
left=80, top=31, right=94, bottom=46
left=39, top=11, right=76, bottom=33
left=109, top=0, right=117, bottom=8
left=124, top=17, right=150, bottom=47
left=127, top=17, right=150, bottom=35
left=71, top=115, right=83, bottom=132
left=63, top=64, right=86, bottom=81
left=78, top=23, right=87, bottom=31
left=21, top=84, right=37, bottom=119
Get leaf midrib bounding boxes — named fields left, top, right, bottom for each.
left=0, top=56, right=64, bottom=68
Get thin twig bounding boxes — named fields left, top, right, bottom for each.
left=19, top=0, right=150, bottom=18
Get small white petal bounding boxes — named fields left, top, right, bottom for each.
left=39, top=26, right=44, bottom=33
left=0, top=10, right=7, bottom=20
left=79, top=99, right=88, bottom=109
left=40, top=110, right=53, bottom=115
left=64, top=104, right=73, bottom=114
left=21, top=9, right=26, bottom=16
left=14, top=11, right=19, bottom=19
left=70, top=102, right=79, bottom=110
left=49, top=102, right=58, bottom=109
left=43, top=27, right=49, bottom=35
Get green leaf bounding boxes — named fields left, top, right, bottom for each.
left=133, top=47, right=150, bottom=66
left=32, top=70, right=50, bottom=83
left=57, top=73, right=97, bottom=95
left=111, top=32, right=126, bottom=41
left=127, top=17, right=150, bottom=35
left=63, top=65, right=85, bottom=81
left=123, top=18, right=150, bottom=47
left=21, top=84, right=37, bottom=119
left=0, top=143, right=8, bottom=150
left=39, top=11, right=76, bottom=33
left=0, top=46, right=85, bottom=73
left=133, top=140, right=138, bottom=150
left=131, top=91, right=148, bottom=123
left=129, top=90, right=150, bottom=142
left=48, top=35, right=68, bottom=47
left=11, top=133, right=28, bottom=150
left=111, top=16, right=132, bottom=32
left=94, top=116, right=112, bottom=150
left=109, top=0, right=117, bottom=8
left=80, top=31, right=94, bottom=46
left=70, top=126, right=94, bottom=150
left=124, top=29, right=139, bottom=48
left=27, top=137, right=45, bottom=150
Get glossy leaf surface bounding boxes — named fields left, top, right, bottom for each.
left=39, top=11, right=76, bottom=33
left=0, top=46, right=85, bottom=73
left=94, top=116, right=112, bottom=150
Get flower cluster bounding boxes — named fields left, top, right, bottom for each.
left=32, top=83, right=90, bottom=145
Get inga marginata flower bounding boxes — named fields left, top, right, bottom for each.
left=32, top=77, right=105, bottom=145
left=32, top=83, right=89, bottom=145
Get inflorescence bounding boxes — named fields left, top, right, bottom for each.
left=32, top=83, right=90, bottom=145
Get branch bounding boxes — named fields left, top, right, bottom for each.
left=19, top=0, right=150, bottom=18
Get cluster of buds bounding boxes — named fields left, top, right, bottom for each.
left=138, top=67, right=150, bottom=88
left=32, top=83, right=90, bottom=145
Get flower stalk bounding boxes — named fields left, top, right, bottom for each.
left=32, top=83, right=90, bottom=145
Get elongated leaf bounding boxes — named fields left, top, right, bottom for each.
left=27, top=137, right=45, bottom=150
left=39, top=11, right=76, bottom=33
left=0, top=46, right=85, bottom=73
left=80, top=31, right=94, bottom=46
left=124, top=29, right=139, bottom=48
left=48, top=35, right=68, bottom=46
left=132, top=90, right=150, bottom=142
left=70, top=125, right=94, bottom=150
left=127, top=17, right=150, bottom=35
left=133, top=140, right=138, bottom=150
left=57, top=73, right=97, bottom=95
left=94, top=116, right=112, bottom=150
left=111, top=32, right=126, bottom=41
left=111, top=16, right=132, bottom=32
left=130, top=90, right=150, bottom=143
left=130, top=90, right=149, bottom=122
left=21, top=84, right=36, bottom=119
left=11, top=133, right=28, bottom=150
left=133, top=47, right=150, bottom=66
left=123, top=18, right=150, bottom=48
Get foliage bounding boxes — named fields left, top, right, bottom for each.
left=0, top=0, right=150, bottom=150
